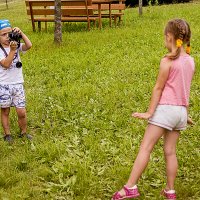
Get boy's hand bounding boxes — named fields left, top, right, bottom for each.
left=13, top=27, right=22, bottom=35
left=132, top=112, right=152, bottom=120
left=10, top=41, right=18, bottom=51
left=187, top=117, right=194, bottom=125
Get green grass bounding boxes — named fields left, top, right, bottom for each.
left=0, top=1, right=200, bottom=199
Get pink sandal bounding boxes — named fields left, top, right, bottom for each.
left=161, top=189, right=176, bottom=200
left=112, top=185, right=140, bottom=200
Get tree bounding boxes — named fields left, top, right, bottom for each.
left=6, top=0, right=8, bottom=9
left=54, top=0, right=62, bottom=44
left=139, top=0, right=142, bottom=15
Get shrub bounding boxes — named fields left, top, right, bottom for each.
left=125, top=0, right=191, bottom=7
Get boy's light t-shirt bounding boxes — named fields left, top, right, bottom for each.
left=0, top=43, right=26, bottom=84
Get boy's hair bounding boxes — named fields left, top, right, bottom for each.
left=164, top=19, right=191, bottom=60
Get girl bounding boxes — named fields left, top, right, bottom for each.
left=112, top=19, right=195, bottom=200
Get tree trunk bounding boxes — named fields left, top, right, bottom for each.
left=6, top=0, right=8, bottom=9
left=54, top=0, right=62, bottom=44
left=139, top=0, right=142, bottom=15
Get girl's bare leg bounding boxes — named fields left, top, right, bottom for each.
left=163, top=130, right=180, bottom=190
left=116, top=124, right=166, bottom=197
left=126, top=124, right=166, bottom=187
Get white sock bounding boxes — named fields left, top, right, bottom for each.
left=126, top=185, right=137, bottom=190
left=165, top=189, right=175, bottom=194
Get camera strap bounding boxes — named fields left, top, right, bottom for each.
left=0, top=44, right=8, bottom=57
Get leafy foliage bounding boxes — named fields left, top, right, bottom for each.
left=125, top=0, right=191, bottom=7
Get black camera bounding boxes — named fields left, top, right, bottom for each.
left=9, top=31, right=22, bottom=48
left=9, top=31, right=22, bottom=42
left=8, top=31, right=23, bottom=68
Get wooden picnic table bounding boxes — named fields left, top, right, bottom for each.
left=92, top=0, right=120, bottom=29
left=25, top=0, right=97, bottom=31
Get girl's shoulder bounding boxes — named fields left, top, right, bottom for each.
left=160, top=56, right=173, bottom=66
left=159, top=56, right=173, bottom=71
left=186, top=54, right=195, bottom=62
left=178, top=54, right=195, bottom=64
left=161, top=54, right=194, bottom=64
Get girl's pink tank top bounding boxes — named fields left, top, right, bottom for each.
left=159, top=55, right=195, bottom=106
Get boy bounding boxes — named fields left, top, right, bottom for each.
left=0, top=19, right=32, bottom=143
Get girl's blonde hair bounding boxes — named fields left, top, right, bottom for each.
left=164, top=19, right=191, bottom=60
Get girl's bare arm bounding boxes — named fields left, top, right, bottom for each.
left=132, top=58, right=171, bottom=120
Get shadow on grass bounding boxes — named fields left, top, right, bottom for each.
left=31, top=20, right=120, bottom=33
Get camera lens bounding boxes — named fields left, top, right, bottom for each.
left=16, top=61, right=22, bottom=68
left=9, top=31, right=22, bottom=42
left=8, top=32, right=13, bottom=41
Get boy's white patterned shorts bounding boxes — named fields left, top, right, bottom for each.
left=0, top=84, right=25, bottom=108
left=148, top=105, right=187, bottom=131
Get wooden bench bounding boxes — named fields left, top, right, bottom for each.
left=92, top=0, right=125, bottom=26
left=25, top=0, right=98, bottom=31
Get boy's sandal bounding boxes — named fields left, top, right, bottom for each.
left=19, top=133, right=33, bottom=140
left=112, top=185, right=140, bottom=200
left=3, top=134, right=13, bottom=143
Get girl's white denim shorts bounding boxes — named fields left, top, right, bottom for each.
left=0, top=84, right=25, bottom=108
left=148, top=105, right=187, bottom=131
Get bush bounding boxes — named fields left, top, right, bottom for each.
left=125, top=0, right=191, bottom=7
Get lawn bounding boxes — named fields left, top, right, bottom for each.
left=0, top=1, right=200, bottom=199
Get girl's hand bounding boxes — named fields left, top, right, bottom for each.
left=132, top=112, right=152, bottom=120
left=187, top=117, right=194, bottom=125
